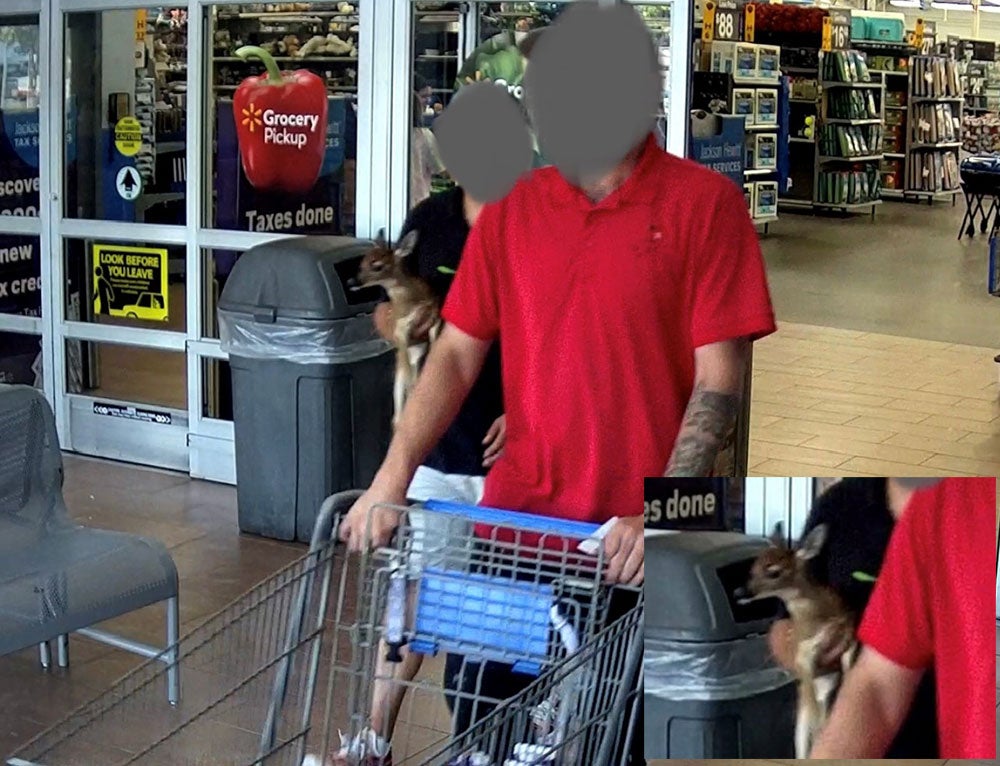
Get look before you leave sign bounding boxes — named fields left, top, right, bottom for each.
left=644, top=478, right=728, bottom=531
left=92, top=244, right=168, bottom=322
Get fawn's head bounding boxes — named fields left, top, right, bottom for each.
left=739, top=522, right=828, bottom=603
left=350, top=229, right=418, bottom=291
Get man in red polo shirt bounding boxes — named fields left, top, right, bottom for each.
left=340, top=3, right=776, bottom=583
left=811, top=477, right=996, bottom=759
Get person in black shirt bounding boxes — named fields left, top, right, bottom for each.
left=329, top=186, right=505, bottom=766
left=767, top=478, right=940, bottom=759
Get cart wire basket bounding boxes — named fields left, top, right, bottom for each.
left=6, top=492, right=642, bottom=766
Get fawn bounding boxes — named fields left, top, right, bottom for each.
left=738, top=523, right=859, bottom=759
left=350, top=229, right=441, bottom=426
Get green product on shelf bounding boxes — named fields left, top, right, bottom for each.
left=846, top=52, right=859, bottom=83
left=853, top=51, right=871, bottom=82
left=838, top=127, right=851, bottom=157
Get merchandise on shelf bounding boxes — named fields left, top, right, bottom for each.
left=909, top=103, right=959, bottom=145
left=746, top=132, right=778, bottom=169
left=826, top=89, right=878, bottom=120
left=754, top=181, right=778, bottom=217
left=821, top=50, right=872, bottom=84
left=817, top=165, right=881, bottom=205
left=962, top=114, right=1000, bottom=155
left=848, top=11, right=905, bottom=44
left=906, top=150, right=961, bottom=193
left=708, top=41, right=760, bottom=80
left=733, top=89, right=756, bottom=124
left=751, top=5, right=826, bottom=45
left=910, top=56, right=961, bottom=99
left=880, top=157, right=903, bottom=190
left=212, top=3, right=360, bottom=95
left=820, top=123, right=883, bottom=158
left=756, top=90, right=778, bottom=125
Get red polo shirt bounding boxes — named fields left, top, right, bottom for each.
left=442, top=134, right=776, bottom=523
left=858, top=477, right=996, bottom=759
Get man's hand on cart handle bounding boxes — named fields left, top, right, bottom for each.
left=339, top=483, right=407, bottom=551
left=602, top=516, right=644, bottom=586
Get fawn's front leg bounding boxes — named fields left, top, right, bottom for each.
left=794, top=645, right=823, bottom=759
left=392, top=347, right=410, bottom=427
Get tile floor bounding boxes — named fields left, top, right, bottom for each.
left=761, top=202, right=995, bottom=349
left=749, top=323, right=1000, bottom=477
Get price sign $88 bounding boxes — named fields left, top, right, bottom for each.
left=715, top=9, right=737, bottom=40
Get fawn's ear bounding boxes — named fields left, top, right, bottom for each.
left=768, top=521, right=786, bottom=548
left=796, top=523, right=828, bottom=561
left=395, top=229, right=419, bottom=259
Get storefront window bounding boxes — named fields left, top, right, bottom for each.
left=205, top=2, right=360, bottom=236
left=0, top=17, right=41, bottom=218
left=202, top=357, right=232, bottom=421
left=631, top=3, right=672, bottom=148
left=203, top=247, right=244, bottom=339
left=406, top=2, right=672, bottom=209
left=0, top=331, right=41, bottom=387
left=66, top=340, right=187, bottom=410
left=65, top=238, right=186, bottom=333
left=0, top=235, right=40, bottom=318
left=64, top=9, right=188, bottom=225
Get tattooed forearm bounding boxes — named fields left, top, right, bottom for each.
left=665, top=385, right=740, bottom=476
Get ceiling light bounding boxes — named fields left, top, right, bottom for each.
left=930, top=1, right=973, bottom=9
left=889, top=0, right=921, bottom=6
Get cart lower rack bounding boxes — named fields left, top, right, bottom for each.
left=6, top=493, right=642, bottom=766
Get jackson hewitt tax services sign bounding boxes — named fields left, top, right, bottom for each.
left=644, top=478, right=728, bottom=531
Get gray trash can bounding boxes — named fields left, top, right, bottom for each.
left=644, top=531, right=796, bottom=759
left=218, top=236, right=394, bottom=543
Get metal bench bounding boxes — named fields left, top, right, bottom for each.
left=0, top=384, right=180, bottom=703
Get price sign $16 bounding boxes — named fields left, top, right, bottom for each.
left=830, top=10, right=851, bottom=51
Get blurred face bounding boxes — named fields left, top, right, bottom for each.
left=418, top=86, right=433, bottom=108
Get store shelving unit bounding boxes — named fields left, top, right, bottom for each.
left=782, top=49, right=884, bottom=218
left=413, top=5, right=463, bottom=113
left=212, top=4, right=360, bottom=96
left=850, top=39, right=915, bottom=200
left=903, top=55, right=962, bottom=205
left=734, top=71, right=784, bottom=229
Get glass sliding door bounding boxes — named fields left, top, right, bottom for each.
left=0, top=3, right=44, bottom=392
left=50, top=1, right=190, bottom=470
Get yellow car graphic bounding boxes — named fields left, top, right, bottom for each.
left=122, top=291, right=168, bottom=321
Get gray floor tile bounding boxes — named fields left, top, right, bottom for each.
left=763, top=203, right=995, bottom=347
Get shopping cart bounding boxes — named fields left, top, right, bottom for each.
left=5, top=492, right=642, bottom=766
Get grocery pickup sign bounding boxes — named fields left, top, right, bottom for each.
left=644, top=478, right=728, bottom=531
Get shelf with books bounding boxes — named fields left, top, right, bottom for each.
left=903, top=56, right=962, bottom=203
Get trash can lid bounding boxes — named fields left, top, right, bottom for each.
left=217, top=236, right=383, bottom=322
left=645, top=531, right=780, bottom=643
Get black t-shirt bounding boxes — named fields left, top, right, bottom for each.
left=397, top=187, right=504, bottom=477
left=785, top=478, right=939, bottom=758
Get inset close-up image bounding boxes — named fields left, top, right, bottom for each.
left=644, top=476, right=997, bottom=763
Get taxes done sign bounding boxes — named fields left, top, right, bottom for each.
left=644, top=478, right=728, bottom=531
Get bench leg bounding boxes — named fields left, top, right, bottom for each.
left=166, top=595, right=179, bottom=706
left=57, top=634, right=69, bottom=668
left=38, top=641, right=51, bottom=669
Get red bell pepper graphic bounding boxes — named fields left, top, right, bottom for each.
left=233, top=45, right=328, bottom=194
